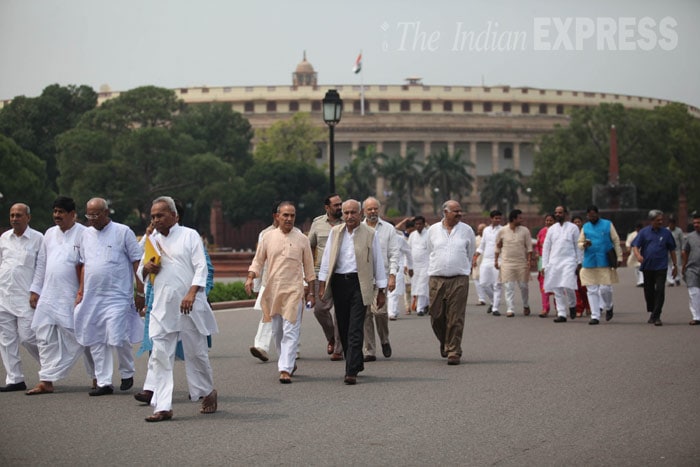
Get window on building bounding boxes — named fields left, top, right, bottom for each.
left=504, top=147, right=513, bottom=159
left=503, top=102, right=512, bottom=112
left=422, top=101, right=432, bottom=111
left=201, top=88, right=209, bottom=94
left=244, top=102, right=254, bottom=113
left=521, top=88, right=529, bottom=94
left=483, top=102, right=492, bottom=112
left=245, top=87, right=254, bottom=92
left=379, top=85, right=388, bottom=91
left=521, top=103, right=530, bottom=114
left=289, top=101, right=299, bottom=112
left=311, top=101, right=321, bottom=111
left=556, top=104, right=564, bottom=115
left=443, top=86, right=452, bottom=91
left=266, top=101, right=277, bottom=112
left=180, top=88, right=188, bottom=94
left=400, top=100, right=410, bottom=111
left=443, top=101, right=453, bottom=112
left=539, top=104, right=547, bottom=114
left=539, top=90, right=546, bottom=95
left=502, top=86, right=510, bottom=93
left=464, top=101, right=473, bottom=112
left=223, top=87, right=231, bottom=93
left=379, top=100, right=389, bottom=111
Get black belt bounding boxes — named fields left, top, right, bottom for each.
left=333, top=272, right=358, bottom=280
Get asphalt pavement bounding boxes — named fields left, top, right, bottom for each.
left=1, top=268, right=698, bottom=466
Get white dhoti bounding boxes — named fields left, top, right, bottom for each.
left=0, top=306, right=39, bottom=385
left=34, top=324, right=84, bottom=382
left=272, top=303, right=303, bottom=374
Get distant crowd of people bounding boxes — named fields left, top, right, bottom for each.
left=2, top=195, right=699, bottom=423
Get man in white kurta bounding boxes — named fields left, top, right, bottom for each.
left=473, top=210, right=503, bottom=315
left=408, top=216, right=430, bottom=315
left=141, top=197, right=218, bottom=422
left=362, top=197, right=399, bottom=361
left=74, top=198, right=145, bottom=395
left=388, top=230, right=413, bottom=320
left=27, top=197, right=89, bottom=394
left=245, top=202, right=316, bottom=384
left=542, top=206, right=582, bottom=322
left=0, top=203, right=42, bottom=392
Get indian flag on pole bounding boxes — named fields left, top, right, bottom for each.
left=352, top=52, right=362, bottom=74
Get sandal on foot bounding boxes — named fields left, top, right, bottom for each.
left=145, top=410, right=173, bottom=422
left=26, top=382, right=54, bottom=395
left=279, top=371, right=292, bottom=384
left=200, top=389, right=218, bottom=414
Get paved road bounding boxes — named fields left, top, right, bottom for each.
left=1, top=268, right=698, bottom=466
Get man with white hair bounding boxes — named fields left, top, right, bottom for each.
left=140, top=196, right=218, bottom=421
left=361, top=196, right=399, bottom=362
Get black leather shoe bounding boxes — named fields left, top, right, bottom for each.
left=447, top=356, right=460, bottom=365
left=134, top=390, right=153, bottom=404
left=569, top=307, right=577, bottom=319
left=381, top=342, right=392, bottom=358
left=120, top=377, right=134, bottom=391
left=89, top=385, right=114, bottom=396
left=492, top=310, right=501, bottom=316
left=486, top=305, right=492, bottom=314
left=440, top=344, right=447, bottom=358
left=647, top=317, right=655, bottom=324
left=588, top=319, right=600, bottom=325
left=605, top=306, right=614, bottom=322
left=553, top=316, right=567, bottom=323
left=654, top=319, right=663, bottom=326
left=344, top=375, right=357, bottom=385
left=0, top=381, right=27, bottom=392
left=363, top=355, right=377, bottom=362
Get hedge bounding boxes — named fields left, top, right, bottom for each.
left=208, top=281, right=253, bottom=303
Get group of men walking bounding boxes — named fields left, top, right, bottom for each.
left=0, top=196, right=218, bottom=423
left=3, top=194, right=699, bottom=417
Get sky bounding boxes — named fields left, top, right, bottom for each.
left=1, top=0, right=698, bottom=108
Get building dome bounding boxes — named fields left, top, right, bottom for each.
left=292, top=51, right=317, bottom=87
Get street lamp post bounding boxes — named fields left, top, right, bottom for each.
left=322, top=89, right=343, bottom=193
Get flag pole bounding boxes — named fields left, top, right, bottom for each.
left=360, top=65, right=365, bottom=116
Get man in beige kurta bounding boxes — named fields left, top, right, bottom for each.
left=245, top=202, right=315, bottom=383
left=494, top=210, right=533, bottom=317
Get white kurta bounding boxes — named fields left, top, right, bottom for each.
left=145, top=224, right=218, bottom=338
left=408, top=228, right=430, bottom=297
left=30, top=223, right=85, bottom=330
left=0, top=227, right=44, bottom=317
left=542, top=221, right=581, bottom=292
left=477, top=225, right=502, bottom=286
left=74, top=221, right=143, bottom=347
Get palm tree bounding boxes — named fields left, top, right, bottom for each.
left=423, top=148, right=474, bottom=210
left=480, top=168, right=524, bottom=214
left=337, top=144, right=382, bottom=200
left=377, top=148, right=424, bottom=215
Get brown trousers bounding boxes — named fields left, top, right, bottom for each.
left=429, top=275, right=470, bottom=358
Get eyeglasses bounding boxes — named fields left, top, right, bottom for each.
left=84, top=213, right=100, bottom=220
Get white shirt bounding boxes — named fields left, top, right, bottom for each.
left=30, top=223, right=85, bottom=330
left=318, top=227, right=388, bottom=289
left=363, top=218, right=399, bottom=275
left=0, top=226, right=43, bottom=313
left=427, top=221, right=476, bottom=277
left=408, top=228, right=429, bottom=266
left=143, top=224, right=218, bottom=336
left=476, top=224, right=502, bottom=259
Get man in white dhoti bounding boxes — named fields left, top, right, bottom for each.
left=140, top=196, right=218, bottom=422
left=245, top=202, right=315, bottom=384
left=473, top=223, right=488, bottom=306
left=0, top=203, right=42, bottom=392
left=578, top=205, right=623, bottom=325
left=388, top=229, right=413, bottom=320
left=472, top=210, right=503, bottom=316
left=74, top=198, right=145, bottom=396
left=408, top=216, right=430, bottom=316
left=249, top=206, right=278, bottom=363
left=27, top=197, right=90, bottom=394
left=542, top=206, right=582, bottom=323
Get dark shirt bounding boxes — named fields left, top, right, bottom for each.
left=631, top=226, right=676, bottom=271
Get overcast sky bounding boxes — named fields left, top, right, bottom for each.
left=1, top=0, right=698, bottom=108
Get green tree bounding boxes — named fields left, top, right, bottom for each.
left=0, top=135, right=55, bottom=229
left=377, top=148, right=424, bottom=215
left=423, top=147, right=474, bottom=208
left=222, top=159, right=327, bottom=224
left=0, top=84, right=97, bottom=192
left=480, top=168, right=524, bottom=214
left=337, top=144, right=382, bottom=200
left=55, top=86, right=246, bottom=233
left=530, top=103, right=700, bottom=213
left=254, top=113, right=324, bottom=163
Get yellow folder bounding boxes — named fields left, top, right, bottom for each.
left=144, top=235, right=161, bottom=284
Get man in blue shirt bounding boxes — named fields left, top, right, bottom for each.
left=632, top=210, right=677, bottom=326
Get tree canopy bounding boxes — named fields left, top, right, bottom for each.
left=254, top=113, right=324, bottom=164
left=530, top=103, right=700, bottom=213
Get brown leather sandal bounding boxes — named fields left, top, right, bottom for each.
left=200, top=389, right=218, bottom=414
